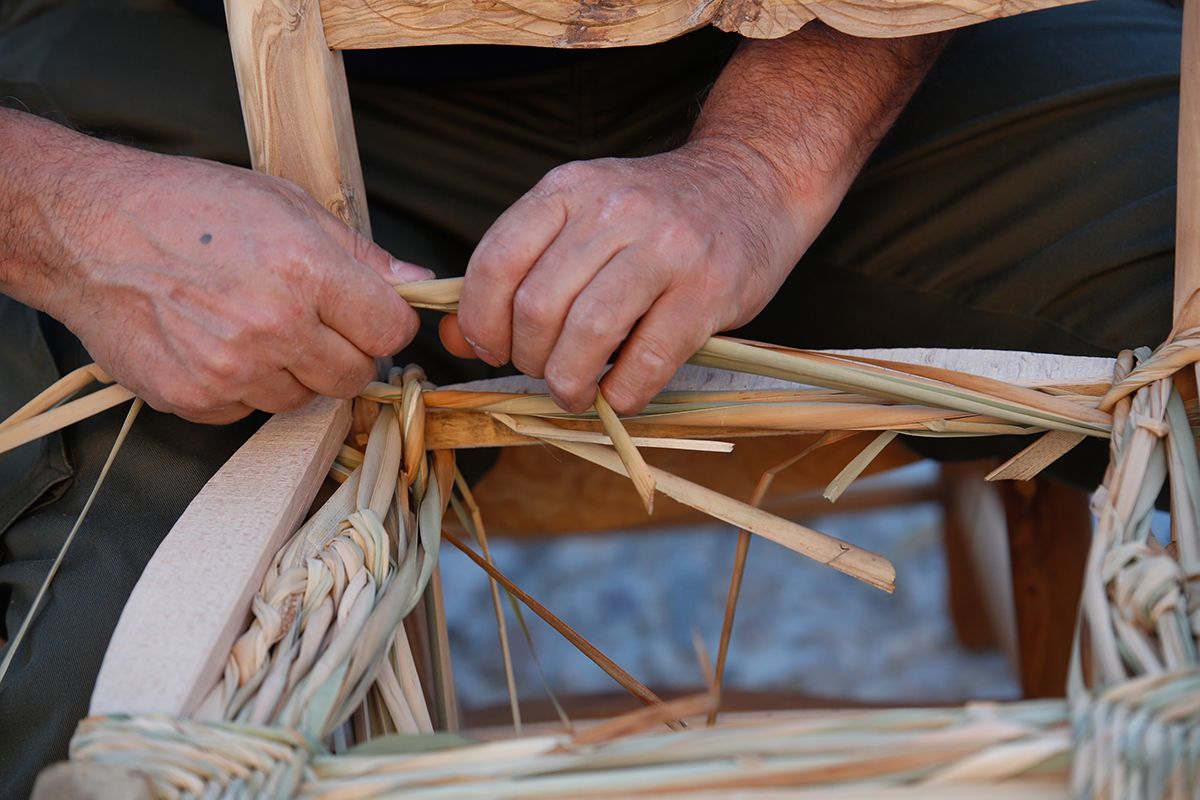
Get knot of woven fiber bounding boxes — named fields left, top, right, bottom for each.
left=69, top=714, right=314, bottom=798
left=396, top=364, right=429, bottom=489
left=1104, top=542, right=1192, bottom=631
left=1071, top=668, right=1200, bottom=799
left=1099, top=327, right=1200, bottom=412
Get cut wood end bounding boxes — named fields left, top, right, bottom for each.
left=985, top=430, right=1086, bottom=482
left=832, top=548, right=898, bottom=594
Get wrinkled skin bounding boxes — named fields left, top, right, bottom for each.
left=24, top=137, right=429, bottom=423
left=446, top=140, right=814, bottom=415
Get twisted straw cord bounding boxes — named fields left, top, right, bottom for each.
left=198, top=367, right=444, bottom=741
left=1099, top=327, right=1200, bottom=411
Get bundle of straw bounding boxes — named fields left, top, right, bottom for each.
left=69, top=700, right=1071, bottom=799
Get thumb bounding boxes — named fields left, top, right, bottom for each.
left=439, top=314, right=480, bottom=360
left=318, top=213, right=435, bottom=286
left=385, top=257, right=437, bottom=286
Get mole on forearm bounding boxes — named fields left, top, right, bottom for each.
left=199, top=233, right=212, bottom=244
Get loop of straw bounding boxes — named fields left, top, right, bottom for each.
left=194, top=367, right=450, bottom=743
left=1098, top=327, right=1200, bottom=411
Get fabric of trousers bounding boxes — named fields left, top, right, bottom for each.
left=0, top=0, right=1183, bottom=794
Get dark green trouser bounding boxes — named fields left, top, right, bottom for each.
left=0, top=0, right=1182, bottom=794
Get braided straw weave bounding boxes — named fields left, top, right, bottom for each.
left=196, top=364, right=454, bottom=744
left=1069, top=344, right=1200, bottom=797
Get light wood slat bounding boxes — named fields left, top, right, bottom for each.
left=1174, top=0, right=1199, bottom=330
left=320, top=0, right=1087, bottom=50
left=90, top=397, right=350, bottom=716
left=228, top=0, right=369, bottom=231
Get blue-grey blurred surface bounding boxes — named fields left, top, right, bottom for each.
left=440, top=463, right=1024, bottom=712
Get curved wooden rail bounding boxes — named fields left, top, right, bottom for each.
left=320, top=0, right=1090, bottom=49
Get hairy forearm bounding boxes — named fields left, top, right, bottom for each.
left=0, top=108, right=106, bottom=316
left=692, top=24, right=949, bottom=238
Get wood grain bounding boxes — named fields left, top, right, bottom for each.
left=320, top=0, right=1088, bottom=50
left=90, top=398, right=350, bottom=715
left=999, top=476, right=1091, bottom=698
left=1174, top=0, right=1199, bottom=329
left=227, top=0, right=369, bottom=231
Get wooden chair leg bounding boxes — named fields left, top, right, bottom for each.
left=999, top=476, right=1092, bottom=698
left=941, top=462, right=1004, bottom=651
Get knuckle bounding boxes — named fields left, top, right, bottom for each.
left=633, top=333, right=676, bottom=372
left=272, top=238, right=317, bottom=282
left=469, top=234, right=523, bottom=283
left=655, top=218, right=705, bottom=255
left=545, top=367, right=589, bottom=408
left=199, top=347, right=244, bottom=386
left=251, top=306, right=294, bottom=339
left=542, top=161, right=589, bottom=191
left=573, top=298, right=619, bottom=342
left=604, top=384, right=646, bottom=417
left=513, top=284, right=557, bottom=330
left=363, top=307, right=415, bottom=358
left=601, top=185, right=650, bottom=218
left=333, top=358, right=376, bottom=397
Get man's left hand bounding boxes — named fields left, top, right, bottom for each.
left=447, top=140, right=809, bottom=414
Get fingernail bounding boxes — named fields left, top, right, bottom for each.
left=548, top=390, right=571, bottom=411
left=474, top=346, right=503, bottom=368
left=389, top=258, right=435, bottom=283
left=463, top=335, right=504, bottom=367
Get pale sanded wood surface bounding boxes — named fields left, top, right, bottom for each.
left=444, top=349, right=1116, bottom=395
left=320, top=0, right=1089, bottom=49
left=90, top=397, right=350, bottom=716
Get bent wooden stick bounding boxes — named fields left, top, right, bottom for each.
left=90, top=397, right=350, bottom=715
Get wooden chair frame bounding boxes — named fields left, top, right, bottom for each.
left=87, top=0, right=1198, bottom=744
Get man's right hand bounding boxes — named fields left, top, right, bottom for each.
left=0, top=110, right=427, bottom=423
